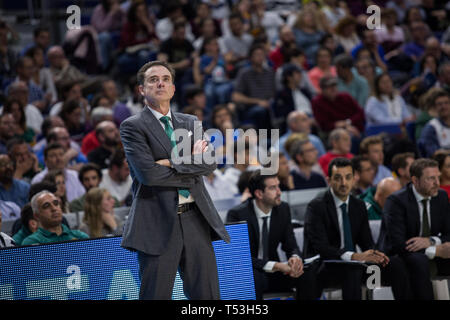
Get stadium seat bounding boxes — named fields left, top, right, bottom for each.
left=364, top=123, right=402, bottom=137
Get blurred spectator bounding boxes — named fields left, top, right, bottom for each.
left=354, top=57, right=380, bottom=95
left=99, top=150, right=131, bottom=204
left=49, top=80, right=89, bottom=122
left=20, top=25, right=50, bottom=60
left=0, top=154, right=30, bottom=207
left=22, top=191, right=89, bottom=245
left=47, top=46, right=86, bottom=88
left=360, top=135, right=393, bottom=185
left=292, top=8, right=325, bottom=66
left=219, top=13, right=253, bottom=67
left=31, top=143, right=85, bottom=202
left=289, top=138, right=327, bottom=189
left=375, top=8, right=405, bottom=55
left=232, top=45, right=275, bottom=130
left=249, top=0, right=284, bottom=46
left=81, top=107, right=114, bottom=156
left=334, top=16, right=360, bottom=54
left=0, top=199, right=20, bottom=221
left=391, top=152, right=415, bottom=187
left=37, top=126, right=87, bottom=170
left=124, top=76, right=144, bottom=115
left=42, top=169, right=69, bottom=213
left=202, top=0, right=230, bottom=22
left=312, top=76, right=365, bottom=135
left=335, top=53, right=370, bottom=108
left=24, top=46, right=57, bottom=104
left=351, top=155, right=376, bottom=196
left=0, top=208, right=15, bottom=247
left=418, top=89, right=450, bottom=157
left=401, top=21, right=430, bottom=62
left=7, top=81, right=43, bottom=134
left=386, top=0, right=411, bottom=24
left=320, top=33, right=345, bottom=57
left=308, top=47, right=337, bottom=92
left=436, top=62, right=450, bottom=94
left=433, top=151, right=450, bottom=200
left=155, top=1, right=194, bottom=42
left=276, top=152, right=295, bottom=191
left=274, top=110, right=325, bottom=160
left=420, top=0, right=449, bottom=33
left=360, top=177, right=402, bottom=220
left=365, top=73, right=414, bottom=125
left=90, top=0, right=125, bottom=71
left=87, top=120, right=121, bottom=169
left=183, top=85, right=206, bottom=116
left=351, top=29, right=387, bottom=72
left=198, top=36, right=233, bottom=112
left=7, top=138, right=40, bottom=182
left=269, top=25, right=297, bottom=70
left=275, top=48, right=316, bottom=93
left=117, top=0, right=159, bottom=75
left=193, top=17, right=220, bottom=52
left=59, top=99, right=88, bottom=144
left=79, top=187, right=123, bottom=237
left=32, top=115, right=79, bottom=153
left=12, top=203, right=37, bottom=246
left=0, top=113, right=16, bottom=154
left=158, top=20, right=195, bottom=106
left=222, top=140, right=255, bottom=188
left=273, top=64, right=313, bottom=134
left=3, top=98, right=36, bottom=144
left=0, top=21, right=18, bottom=93
left=204, top=169, right=238, bottom=200
left=318, top=128, right=354, bottom=176
left=101, top=79, right=132, bottom=125
left=321, top=0, right=347, bottom=29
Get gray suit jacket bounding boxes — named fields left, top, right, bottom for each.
left=120, top=106, right=230, bottom=255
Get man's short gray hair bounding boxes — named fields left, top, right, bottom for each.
left=30, top=190, right=52, bottom=214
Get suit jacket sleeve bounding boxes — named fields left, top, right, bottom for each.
left=280, top=204, right=301, bottom=258
left=120, top=119, right=195, bottom=188
left=383, top=194, right=409, bottom=255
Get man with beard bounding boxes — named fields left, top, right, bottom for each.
left=87, top=120, right=121, bottom=169
left=0, top=154, right=30, bottom=207
left=22, top=191, right=88, bottom=245
left=381, top=158, right=450, bottom=300
left=227, top=170, right=316, bottom=300
left=99, top=150, right=131, bottom=204
left=304, top=157, right=410, bottom=300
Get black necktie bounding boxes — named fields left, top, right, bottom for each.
left=421, top=199, right=430, bottom=237
left=262, top=216, right=269, bottom=261
left=340, top=203, right=355, bottom=251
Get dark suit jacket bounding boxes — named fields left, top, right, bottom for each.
left=119, top=107, right=230, bottom=255
left=380, top=183, right=450, bottom=255
left=226, top=199, right=301, bottom=271
left=304, top=189, right=374, bottom=259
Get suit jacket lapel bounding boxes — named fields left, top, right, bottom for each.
left=142, top=107, right=173, bottom=156
left=325, top=190, right=341, bottom=237
left=407, top=185, right=421, bottom=235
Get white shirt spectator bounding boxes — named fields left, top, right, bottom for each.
left=0, top=200, right=21, bottom=221
left=99, top=168, right=132, bottom=203
left=204, top=169, right=239, bottom=199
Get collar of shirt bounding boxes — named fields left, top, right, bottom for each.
left=252, top=199, right=272, bottom=220
left=147, top=105, right=172, bottom=123
left=38, top=224, right=70, bottom=238
left=330, top=187, right=350, bottom=210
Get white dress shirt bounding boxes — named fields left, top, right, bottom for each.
left=411, top=185, right=441, bottom=259
left=330, top=189, right=355, bottom=262
left=148, top=106, right=194, bottom=204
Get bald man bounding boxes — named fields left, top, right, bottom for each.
left=360, top=177, right=402, bottom=220
left=274, top=111, right=326, bottom=160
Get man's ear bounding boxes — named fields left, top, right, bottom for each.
left=254, top=189, right=263, bottom=200
left=138, top=85, right=145, bottom=97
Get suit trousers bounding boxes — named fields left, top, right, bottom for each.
left=137, top=206, right=220, bottom=300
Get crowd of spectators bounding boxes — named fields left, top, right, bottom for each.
left=0, top=1, right=450, bottom=299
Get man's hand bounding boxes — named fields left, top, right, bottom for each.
left=405, top=237, right=432, bottom=252
left=352, top=249, right=389, bottom=267
left=156, top=159, right=171, bottom=167
left=193, top=139, right=208, bottom=155
left=436, top=242, right=450, bottom=259
left=287, top=256, right=304, bottom=278
left=273, top=262, right=291, bottom=275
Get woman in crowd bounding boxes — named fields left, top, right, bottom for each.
left=365, top=73, right=415, bottom=126
left=2, top=98, right=36, bottom=144
left=333, top=16, right=360, bottom=54
left=80, top=187, right=122, bottom=238
left=307, top=46, right=336, bottom=92
left=43, top=169, right=70, bottom=213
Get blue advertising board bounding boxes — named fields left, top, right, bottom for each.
left=0, top=223, right=255, bottom=300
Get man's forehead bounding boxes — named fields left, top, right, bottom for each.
left=38, top=193, right=57, bottom=203
left=332, top=166, right=353, bottom=176
left=145, top=66, right=172, bottom=78
left=265, top=177, right=280, bottom=186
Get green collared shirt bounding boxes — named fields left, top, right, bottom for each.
left=12, top=225, right=32, bottom=246
left=359, top=186, right=382, bottom=220
left=21, top=224, right=89, bottom=246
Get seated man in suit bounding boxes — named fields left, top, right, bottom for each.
left=304, top=157, right=410, bottom=300
left=227, top=169, right=316, bottom=300
left=382, top=158, right=450, bottom=300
